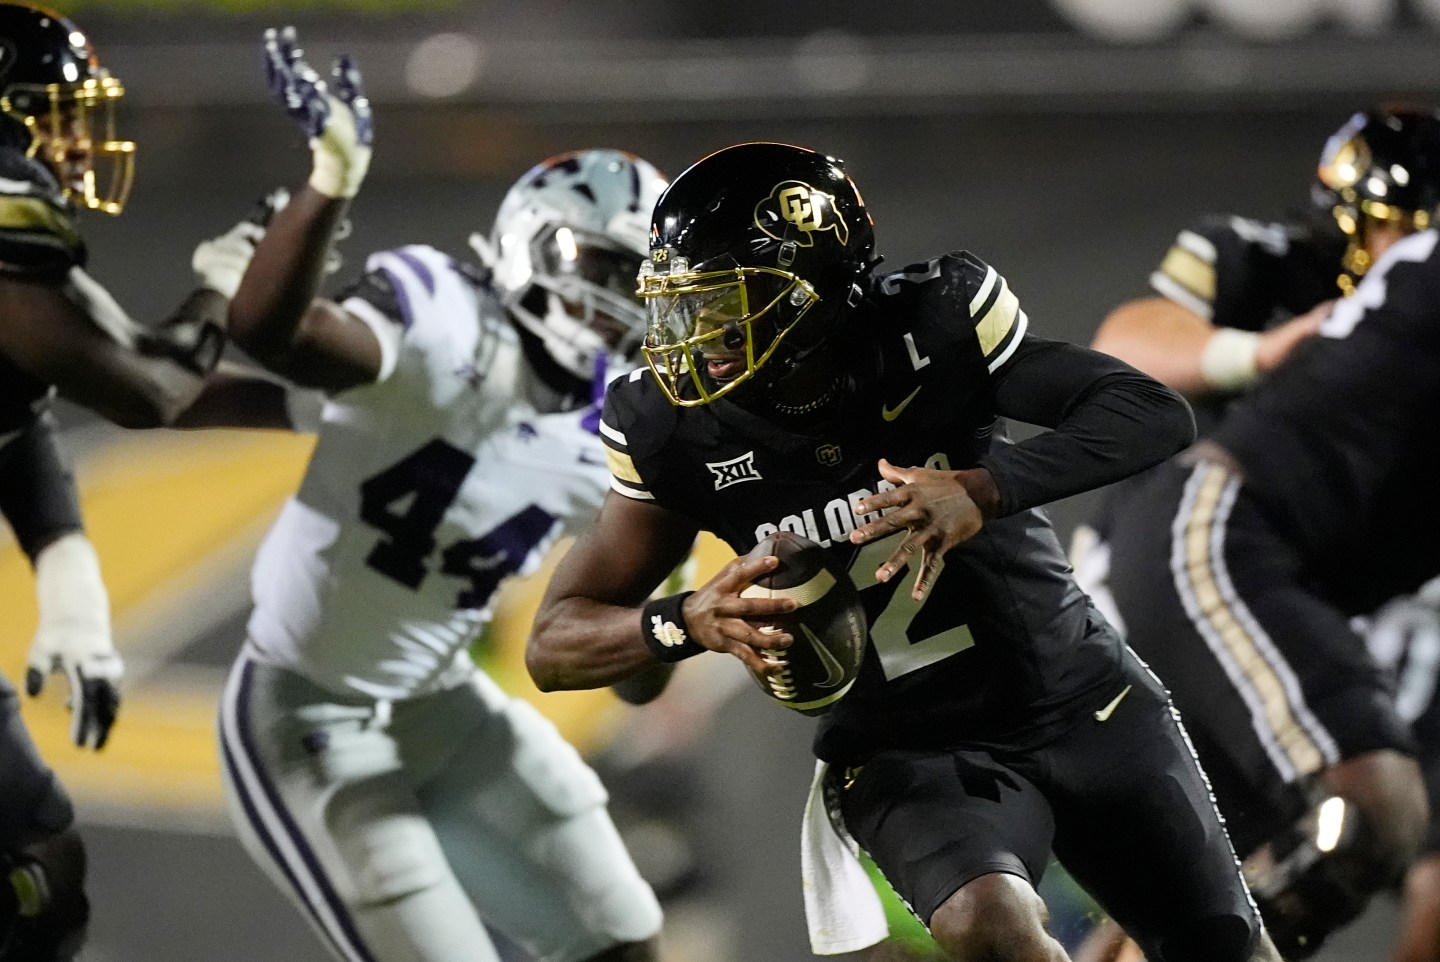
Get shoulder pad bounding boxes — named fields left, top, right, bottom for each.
left=869, top=250, right=1026, bottom=370
left=954, top=251, right=1027, bottom=372
left=344, top=244, right=466, bottom=330
left=0, top=144, right=83, bottom=276
left=599, top=369, right=676, bottom=503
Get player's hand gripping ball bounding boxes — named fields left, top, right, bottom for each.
left=742, top=531, right=867, bottom=715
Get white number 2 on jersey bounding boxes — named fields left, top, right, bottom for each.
left=850, top=532, right=974, bottom=680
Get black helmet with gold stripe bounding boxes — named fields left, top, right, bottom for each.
left=638, top=142, right=875, bottom=408
left=0, top=2, right=133, bottom=214
left=1313, top=105, right=1440, bottom=290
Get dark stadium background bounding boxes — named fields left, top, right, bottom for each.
left=1, top=1, right=1435, bottom=959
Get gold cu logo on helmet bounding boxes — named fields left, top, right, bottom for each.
left=755, top=180, right=849, bottom=248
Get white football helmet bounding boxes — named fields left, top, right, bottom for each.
left=472, top=149, right=667, bottom=380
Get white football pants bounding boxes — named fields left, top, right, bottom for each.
left=219, top=648, right=662, bottom=962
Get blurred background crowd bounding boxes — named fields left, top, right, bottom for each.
left=4, top=0, right=1439, bottom=959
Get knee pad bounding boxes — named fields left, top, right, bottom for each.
left=342, top=823, right=451, bottom=908
left=1244, top=795, right=1385, bottom=959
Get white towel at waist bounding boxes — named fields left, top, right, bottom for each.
left=801, top=760, right=889, bottom=955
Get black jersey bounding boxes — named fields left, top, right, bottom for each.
left=0, top=138, right=82, bottom=440
left=1212, top=229, right=1440, bottom=614
left=1149, top=214, right=1344, bottom=431
left=0, top=140, right=85, bottom=278
left=603, top=251, right=1193, bottom=762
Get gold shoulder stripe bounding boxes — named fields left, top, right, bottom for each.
left=0, top=195, right=78, bottom=247
left=605, top=445, right=645, bottom=485
left=975, top=276, right=1020, bottom=357
left=1158, top=245, right=1216, bottom=302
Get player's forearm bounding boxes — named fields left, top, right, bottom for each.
left=527, top=597, right=659, bottom=692
left=1090, top=297, right=1218, bottom=395
left=135, top=287, right=229, bottom=378
left=0, top=415, right=83, bottom=564
left=983, top=337, right=1195, bottom=515
left=985, top=376, right=1193, bottom=515
left=230, top=186, right=348, bottom=364
left=168, top=363, right=295, bottom=430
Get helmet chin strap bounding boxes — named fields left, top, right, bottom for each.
left=752, top=337, right=844, bottom=418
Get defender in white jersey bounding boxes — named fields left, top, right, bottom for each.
left=213, top=31, right=665, bottom=962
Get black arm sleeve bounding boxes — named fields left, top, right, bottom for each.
left=0, top=411, right=84, bottom=563
left=978, top=334, right=1195, bottom=517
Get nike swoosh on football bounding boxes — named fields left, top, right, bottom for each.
left=881, top=386, right=922, bottom=421
left=801, top=623, right=847, bottom=688
left=1093, top=684, right=1132, bottom=722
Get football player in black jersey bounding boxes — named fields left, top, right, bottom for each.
left=0, top=4, right=292, bottom=959
left=525, top=142, right=1286, bottom=962
left=1078, top=108, right=1440, bottom=961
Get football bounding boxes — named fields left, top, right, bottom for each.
left=740, top=531, right=868, bottom=716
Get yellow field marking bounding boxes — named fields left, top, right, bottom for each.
left=2, top=426, right=738, bottom=814
left=1, top=429, right=313, bottom=815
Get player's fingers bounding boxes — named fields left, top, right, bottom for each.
left=333, top=54, right=364, bottom=103
left=717, top=636, right=774, bottom=675
left=713, top=618, right=791, bottom=657
left=333, top=55, right=374, bottom=148
left=67, top=664, right=86, bottom=747
left=712, top=554, right=780, bottom=593
left=876, top=457, right=919, bottom=487
left=279, top=26, right=305, bottom=72
left=852, top=486, right=909, bottom=518
left=876, top=536, right=919, bottom=583
left=90, top=680, right=120, bottom=751
left=850, top=503, right=924, bottom=546
left=715, top=595, right=796, bottom=621
left=912, top=549, right=941, bottom=601
left=736, top=619, right=793, bottom=649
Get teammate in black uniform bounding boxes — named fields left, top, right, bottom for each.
left=0, top=4, right=290, bottom=958
left=525, top=142, right=1284, bottom=962
left=1075, top=106, right=1432, bottom=629
left=1073, top=107, right=1440, bottom=961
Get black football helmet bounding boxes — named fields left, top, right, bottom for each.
left=638, top=142, right=875, bottom=407
left=0, top=2, right=133, bottom=214
left=1313, top=105, right=1440, bottom=288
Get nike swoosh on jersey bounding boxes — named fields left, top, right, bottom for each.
left=1093, top=684, right=1132, bottom=722
left=881, top=386, right=922, bottom=421
left=801, top=623, right=847, bottom=688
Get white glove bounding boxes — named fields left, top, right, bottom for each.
left=263, top=26, right=373, bottom=199
left=192, top=188, right=290, bottom=299
left=26, top=533, right=122, bottom=750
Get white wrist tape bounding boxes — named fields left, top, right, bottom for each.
left=1200, top=328, right=1261, bottom=392
left=34, top=533, right=110, bottom=637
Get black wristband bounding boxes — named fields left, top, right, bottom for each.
left=641, top=591, right=704, bottom=663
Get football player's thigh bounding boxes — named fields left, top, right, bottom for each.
left=1045, top=663, right=1262, bottom=962
left=221, top=659, right=493, bottom=962
left=1107, top=464, right=1402, bottom=854
left=836, top=746, right=1055, bottom=927
left=417, top=680, right=661, bottom=961
left=0, top=672, right=73, bottom=851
